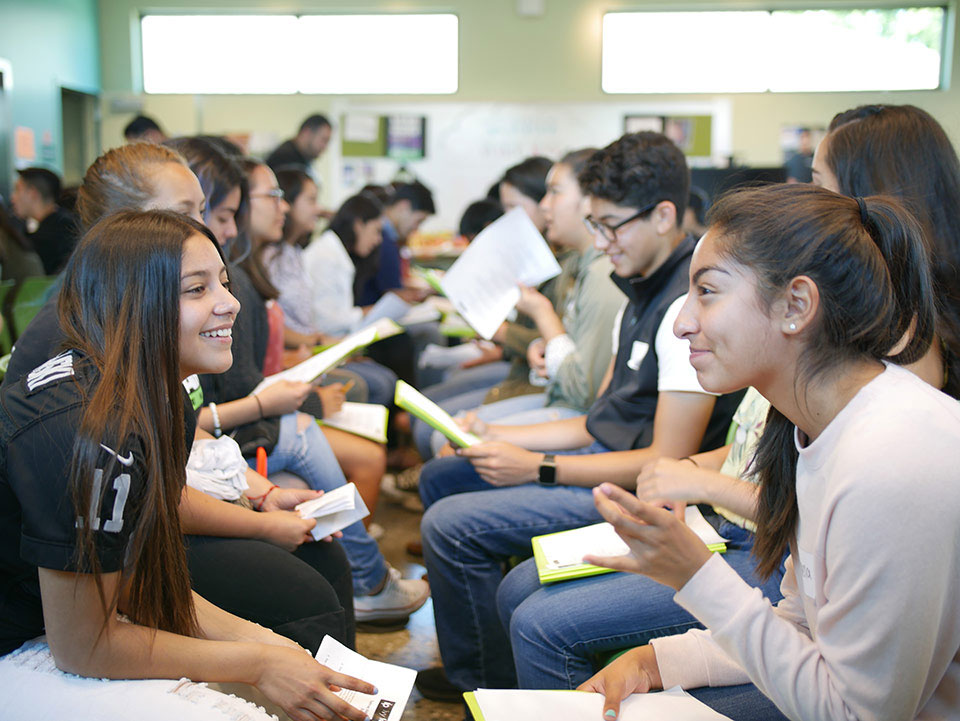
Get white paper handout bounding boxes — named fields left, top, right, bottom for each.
left=361, top=292, right=412, bottom=328
left=296, top=482, right=370, bottom=541
left=472, top=686, right=732, bottom=721
left=315, top=635, right=416, bottom=721
left=539, top=507, right=728, bottom=571
left=399, top=300, right=442, bottom=326
left=418, top=341, right=486, bottom=370
left=251, top=319, right=402, bottom=396
left=394, top=380, right=481, bottom=448
left=440, top=207, right=561, bottom=339
left=319, top=402, right=389, bottom=443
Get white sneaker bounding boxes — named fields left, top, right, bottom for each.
left=354, top=567, right=430, bottom=623
left=367, top=522, right=385, bottom=541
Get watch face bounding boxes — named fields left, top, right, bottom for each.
left=539, top=456, right=557, bottom=485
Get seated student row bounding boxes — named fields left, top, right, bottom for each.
left=415, top=104, right=960, bottom=721
left=0, top=140, right=430, bottom=679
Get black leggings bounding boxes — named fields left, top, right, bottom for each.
left=185, top=535, right=355, bottom=653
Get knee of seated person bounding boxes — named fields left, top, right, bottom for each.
left=420, top=495, right=465, bottom=551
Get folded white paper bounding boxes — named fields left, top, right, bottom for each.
left=315, top=635, right=416, bottom=721
left=418, top=342, right=486, bottom=370
left=319, top=402, right=389, bottom=443
left=361, top=292, right=412, bottom=328
left=399, top=301, right=442, bottom=326
left=539, top=506, right=728, bottom=571
left=296, top=482, right=370, bottom=541
left=473, top=686, right=732, bottom=721
left=441, top=207, right=561, bottom=339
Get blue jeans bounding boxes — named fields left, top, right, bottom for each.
left=424, top=393, right=568, bottom=458
left=496, top=522, right=785, bottom=689
left=420, top=483, right=613, bottom=690
left=412, top=362, right=511, bottom=458
left=418, top=440, right=607, bottom=509
left=690, top=684, right=789, bottom=721
left=341, top=359, right=397, bottom=408
left=252, top=412, right=387, bottom=596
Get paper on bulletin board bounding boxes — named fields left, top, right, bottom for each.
left=345, top=114, right=380, bottom=143
left=14, top=127, right=36, bottom=161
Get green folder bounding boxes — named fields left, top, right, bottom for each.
left=531, top=523, right=726, bottom=585
left=412, top=265, right=446, bottom=295
left=394, top=380, right=480, bottom=448
left=464, top=692, right=484, bottom=720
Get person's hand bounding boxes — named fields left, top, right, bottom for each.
left=527, top=337, right=548, bottom=378
left=283, top=345, right=313, bottom=369
left=256, top=380, right=314, bottom=417
left=457, top=442, right=543, bottom=486
left=460, top=342, right=503, bottom=369
left=635, top=457, right=708, bottom=508
left=586, top=483, right=713, bottom=591
left=254, top=645, right=377, bottom=721
left=516, top=285, right=553, bottom=320
left=317, top=383, right=346, bottom=417
left=257, top=511, right=317, bottom=552
left=577, top=646, right=663, bottom=720
left=454, top=410, right=488, bottom=437
left=395, top=287, right=430, bottom=303
left=261, top=487, right=320, bottom=513
left=437, top=442, right=457, bottom=458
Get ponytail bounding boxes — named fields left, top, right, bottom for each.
left=708, top=184, right=936, bottom=577
left=77, top=143, right=188, bottom=234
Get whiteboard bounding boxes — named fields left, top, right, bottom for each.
left=328, top=100, right=732, bottom=233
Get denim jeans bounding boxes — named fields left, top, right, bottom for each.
left=496, top=522, right=785, bottom=689
left=420, top=483, right=613, bottom=690
left=418, top=440, right=608, bottom=509
left=412, top=362, right=512, bottom=458
left=0, top=639, right=277, bottom=721
left=252, top=412, right=387, bottom=595
left=341, top=359, right=397, bottom=408
left=424, top=393, right=569, bottom=458
left=690, top=684, right=790, bottom=721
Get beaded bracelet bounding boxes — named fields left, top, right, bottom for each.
left=208, top=402, right=222, bottom=438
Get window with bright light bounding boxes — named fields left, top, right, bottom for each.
left=141, top=14, right=459, bottom=94
left=602, top=7, right=944, bottom=94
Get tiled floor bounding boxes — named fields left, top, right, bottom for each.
left=218, top=488, right=464, bottom=721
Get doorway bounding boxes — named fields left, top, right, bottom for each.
left=60, top=87, right=100, bottom=187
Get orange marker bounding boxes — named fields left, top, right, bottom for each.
left=256, top=446, right=268, bottom=478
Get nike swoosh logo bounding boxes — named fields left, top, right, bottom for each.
left=100, top=443, right=135, bottom=467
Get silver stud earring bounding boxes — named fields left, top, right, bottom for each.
left=789, top=323, right=797, bottom=331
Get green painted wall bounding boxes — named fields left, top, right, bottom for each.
left=97, top=0, right=959, bottom=166
left=0, top=0, right=101, bottom=173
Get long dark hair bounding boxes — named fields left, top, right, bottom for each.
left=823, top=104, right=960, bottom=398
left=163, top=136, right=250, bottom=253
left=328, top=193, right=383, bottom=298
left=708, top=184, right=935, bottom=578
left=57, top=210, right=220, bottom=639
left=238, top=158, right=280, bottom=301
left=276, top=167, right=315, bottom=248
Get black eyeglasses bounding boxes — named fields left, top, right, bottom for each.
left=583, top=199, right=662, bottom=241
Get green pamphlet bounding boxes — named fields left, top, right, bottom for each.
left=532, top=513, right=727, bottom=585
left=394, top=380, right=480, bottom=448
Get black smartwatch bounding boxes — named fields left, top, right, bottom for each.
left=538, top=453, right=557, bottom=486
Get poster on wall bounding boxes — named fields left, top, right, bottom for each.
left=387, top=116, right=427, bottom=161
left=624, top=114, right=712, bottom=157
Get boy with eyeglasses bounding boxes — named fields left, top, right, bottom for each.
left=414, top=132, right=743, bottom=702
